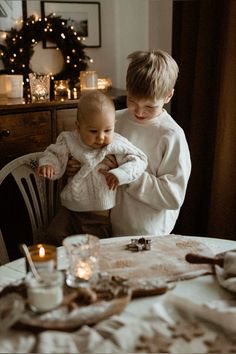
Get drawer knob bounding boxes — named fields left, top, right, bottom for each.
left=0, top=129, right=10, bottom=138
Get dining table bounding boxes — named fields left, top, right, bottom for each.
left=0, top=233, right=236, bottom=353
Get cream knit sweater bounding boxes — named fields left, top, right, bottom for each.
left=38, top=130, right=147, bottom=211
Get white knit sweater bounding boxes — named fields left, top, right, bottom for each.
left=38, top=131, right=147, bottom=211
left=111, top=109, right=192, bottom=236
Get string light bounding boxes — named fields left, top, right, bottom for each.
left=1, top=14, right=91, bottom=91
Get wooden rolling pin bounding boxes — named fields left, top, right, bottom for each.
left=185, top=253, right=224, bottom=267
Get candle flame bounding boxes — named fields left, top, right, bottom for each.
left=39, top=246, right=45, bottom=257
left=75, top=261, right=93, bottom=280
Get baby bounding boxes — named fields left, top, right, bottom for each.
left=38, top=90, right=147, bottom=244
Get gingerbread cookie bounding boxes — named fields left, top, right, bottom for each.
left=135, top=333, right=172, bottom=353
left=205, top=334, right=236, bottom=353
left=169, top=320, right=204, bottom=341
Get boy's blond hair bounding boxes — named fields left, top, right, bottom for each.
left=77, top=90, right=115, bottom=122
left=126, top=50, right=179, bottom=100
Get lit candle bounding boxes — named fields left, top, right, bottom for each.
left=67, top=88, right=71, bottom=99
left=27, top=244, right=57, bottom=272
left=63, top=234, right=100, bottom=288
left=73, top=87, right=78, bottom=99
left=75, top=260, right=93, bottom=281
left=54, top=80, right=68, bottom=98
left=26, top=271, right=64, bottom=312
left=97, top=77, right=112, bottom=90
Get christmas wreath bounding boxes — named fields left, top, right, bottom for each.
left=0, top=14, right=90, bottom=89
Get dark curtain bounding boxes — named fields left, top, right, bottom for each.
left=171, top=0, right=236, bottom=239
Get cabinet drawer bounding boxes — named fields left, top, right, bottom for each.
left=56, top=108, right=77, bottom=137
left=0, top=111, right=51, bottom=166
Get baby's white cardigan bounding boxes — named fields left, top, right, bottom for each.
left=38, top=130, right=147, bottom=211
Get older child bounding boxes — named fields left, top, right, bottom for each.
left=100, top=50, right=191, bottom=236
left=38, top=90, right=147, bottom=244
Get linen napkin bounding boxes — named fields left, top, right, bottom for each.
left=221, top=250, right=236, bottom=277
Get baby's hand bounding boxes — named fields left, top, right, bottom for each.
left=37, top=165, right=55, bottom=179
left=100, top=170, right=119, bottom=190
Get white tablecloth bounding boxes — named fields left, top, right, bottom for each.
left=0, top=234, right=236, bottom=353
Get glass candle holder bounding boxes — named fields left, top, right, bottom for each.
left=54, top=80, right=69, bottom=99
left=97, top=77, right=112, bottom=90
left=26, top=270, right=64, bottom=312
left=80, top=71, right=98, bottom=91
left=5, top=75, right=24, bottom=98
left=29, top=73, right=50, bottom=102
left=26, top=244, right=57, bottom=272
left=63, top=234, right=100, bottom=288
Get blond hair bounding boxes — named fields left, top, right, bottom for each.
left=77, top=90, right=115, bottom=122
left=126, top=50, right=179, bottom=100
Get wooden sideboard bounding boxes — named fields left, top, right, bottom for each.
left=0, top=88, right=126, bottom=168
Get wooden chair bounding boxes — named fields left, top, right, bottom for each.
left=0, top=152, right=62, bottom=264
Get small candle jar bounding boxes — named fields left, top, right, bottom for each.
left=63, top=234, right=100, bottom=288
left=80, top=71, right=98, bottom=91
left=26, top=244, right=57, bottom=272
left=26, top=271, right=64, bottom=312
left=54, top=80, right=69, bottom=99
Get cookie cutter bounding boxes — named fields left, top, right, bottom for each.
left=126, top=237, right=152, bottom=252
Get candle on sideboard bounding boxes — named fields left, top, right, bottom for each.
left=80, top=71, right=98, bottom=91
left=26, top=244, right=57, bottom=272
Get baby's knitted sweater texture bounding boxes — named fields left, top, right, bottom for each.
left=39, top=130, right=147, bottom=211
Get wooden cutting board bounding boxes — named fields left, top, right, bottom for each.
left=99, top=235, right=213, bottom=286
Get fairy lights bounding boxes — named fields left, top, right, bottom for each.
left=0, top=14, right=90, bottom=92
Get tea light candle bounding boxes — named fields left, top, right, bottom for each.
left=27, top=244, right=57, bottom=272
left=73, top=87, right=78, bottom=99
left=75, top=260, right=93, bottom=281
left=26, top=271, right=64, bottom=312
left=67, top=88, right=71, bottom=99
left=97, top=77, right=112, bottom=90
left=54, top=80, right=69, bottom=98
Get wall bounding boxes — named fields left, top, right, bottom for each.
left=4, top=0, right=173, bottom=89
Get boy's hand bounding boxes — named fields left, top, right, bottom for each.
left=100, top=170, right=119, bottom=190
left=66, top=156, right=81, bottom=177
left=37, top=165, right=55, bottom=179
left=101, top=154, right=118, bottom=170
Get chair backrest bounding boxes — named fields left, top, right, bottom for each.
left=0, top=152, right=62, bottom=263
left=0, top=228, right=9, bottom=265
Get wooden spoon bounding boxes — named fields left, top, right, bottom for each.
left=19, top=243, right=44, bottom=283
left=185, top=253, right=224, bottom=267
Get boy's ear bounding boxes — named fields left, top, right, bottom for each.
left=164, top=89, right=174, bottom=103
